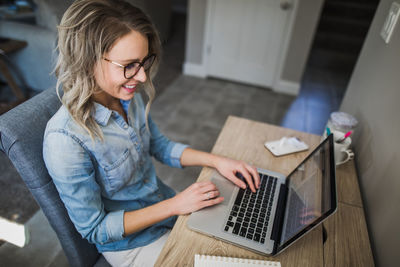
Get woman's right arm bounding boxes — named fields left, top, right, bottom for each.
left=123, top=181, right=223, bottom=236
left=43, top=131, right=125, bottom=245
left=44, top=131, right=223, bottom=240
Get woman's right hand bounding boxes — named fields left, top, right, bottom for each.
left=170, top=181, right=224, bottom=215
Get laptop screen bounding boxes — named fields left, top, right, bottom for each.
left=277, top=135, right=336, bottom=251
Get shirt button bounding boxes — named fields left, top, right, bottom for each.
left=124, top=124, right=128, bottom=129
left=144, top=179, right=149, bottom=183
left=158, top=193, right=163, bottom=199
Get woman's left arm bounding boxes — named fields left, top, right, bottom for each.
left=180, top=147, right=260, bottom=192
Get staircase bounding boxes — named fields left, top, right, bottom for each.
left=308, top=0, right=380, bottom=73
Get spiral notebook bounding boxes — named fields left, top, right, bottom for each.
left=194, top=254, right=281, bottom=267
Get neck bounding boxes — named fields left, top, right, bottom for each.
left=92, top=91, right=120, bottom=110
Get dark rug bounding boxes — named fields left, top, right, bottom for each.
left=0, top=143, right=40, bottom=247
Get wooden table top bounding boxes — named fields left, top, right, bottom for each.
left=0, top=38, right=27, bottom=54
left=155, top=116, right=325, bottom=266
left=155, top=115, right=374, bottom=266
left=0, top=37, right=28, bottom=114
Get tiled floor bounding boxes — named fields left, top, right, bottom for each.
left=150, top=75, right=295, bottom=192
left=0, top=11, right=349, bottom=266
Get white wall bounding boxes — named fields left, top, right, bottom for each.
left=339, top=0, right=400, bottom=266
left=185, top=0, right=207, bottom=65
left=184, top=0, right=324, bottom=91
left=281, top=0, right=324, bottom=82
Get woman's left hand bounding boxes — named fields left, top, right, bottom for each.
left=214, top=156, right=260, bottom=193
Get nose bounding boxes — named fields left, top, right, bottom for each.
left=133, top=66, right=147, bottom=83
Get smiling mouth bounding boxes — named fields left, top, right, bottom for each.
left=123, top=84, right=136, bottom=89
left=122, top=84, right=137, bottom=93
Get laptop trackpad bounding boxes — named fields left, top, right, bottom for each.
left=211, top=176, right=236, bottom=206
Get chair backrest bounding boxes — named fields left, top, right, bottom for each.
left=0, top=89, right=107, bottom=267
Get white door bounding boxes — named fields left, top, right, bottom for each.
left=205, top=0, right=295, bottom=88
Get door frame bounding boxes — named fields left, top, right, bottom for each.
left=202, top=0, right=299, bottom=95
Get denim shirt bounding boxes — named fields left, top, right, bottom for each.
left=43, top=93, right=188, bottom=252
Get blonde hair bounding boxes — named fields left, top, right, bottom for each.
left=54, top=0, right=161, bottom=140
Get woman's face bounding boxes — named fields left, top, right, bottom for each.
left=93, top=30, right=149, bottom=106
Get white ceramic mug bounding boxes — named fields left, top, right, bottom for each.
left=324, top=130, right=354, bottom=165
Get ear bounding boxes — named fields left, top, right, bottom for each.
left=93, top=59, right=106, bottom=83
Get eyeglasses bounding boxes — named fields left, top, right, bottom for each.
left=103, top=54, right=156, bottom=79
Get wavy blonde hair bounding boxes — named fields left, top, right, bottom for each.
left=54, top=0, right=161, bottom=140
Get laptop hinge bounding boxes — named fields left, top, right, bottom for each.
left=271, top=183, right=288, bottom=246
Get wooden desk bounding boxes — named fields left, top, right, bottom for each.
left=155, top=116, right=374, bottom=266
left=323, top=160, right=374, bottom=266
left=0, top=38, right=27, bottom=114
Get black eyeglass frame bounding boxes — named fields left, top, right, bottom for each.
left=103, top=54, right=156, bottom=79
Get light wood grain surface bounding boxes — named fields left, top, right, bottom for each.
left=155, top=116, right=374, bottom=266
left=323, top=161, right=374, bottom=266
left=155, top=116, right=323, bottom=266
left=323, top=202, right=374, bottom=267
left=335, top=161, right=363, bottom=207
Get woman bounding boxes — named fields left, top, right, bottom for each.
left=43, top=0, right=259, bottom=266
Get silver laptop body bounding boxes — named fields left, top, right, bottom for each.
left=187, top=135, right=337, bottom=256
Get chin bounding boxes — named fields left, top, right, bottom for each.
left=120, top=92, right=136, bottom=101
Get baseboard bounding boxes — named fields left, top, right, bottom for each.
left=182, top=63, right=300, bottom=96
left=183, top=62, right=207, bottom=78
left=274, top=80, right=300, bottom=95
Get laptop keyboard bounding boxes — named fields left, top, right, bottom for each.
left=224, top=173, right=277, bottom=244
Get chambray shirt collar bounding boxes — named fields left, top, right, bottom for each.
left=92, top=100, right=131, bottom=126
left=92, top=102, right=112, bottom=126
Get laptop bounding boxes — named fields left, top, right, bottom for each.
left=187, top=134, right=337, bottom=256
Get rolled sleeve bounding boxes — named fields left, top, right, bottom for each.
left=105, top=210, right=125, bottom=241
left=43, top=130, right=125, bottom=245
left=169, top=143, right=189, bottom=168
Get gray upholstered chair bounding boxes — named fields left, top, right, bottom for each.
left=0, top=88, right=111, bottom=267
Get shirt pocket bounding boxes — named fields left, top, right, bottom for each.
left=103, top=148, right=139, bottom=194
